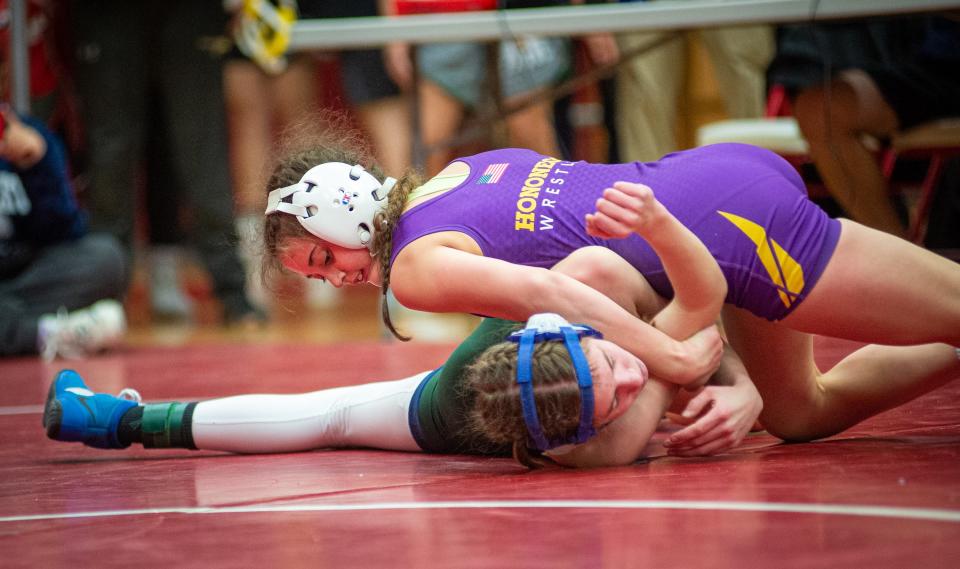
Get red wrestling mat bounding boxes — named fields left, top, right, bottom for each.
left=1, top=338, right=958, bottom=569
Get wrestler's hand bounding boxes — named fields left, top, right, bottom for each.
left=586, top=182, right=669, bottom=240
left=662, top=380, right=762, bottom=457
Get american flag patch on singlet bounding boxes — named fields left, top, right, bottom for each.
left=477, top=163, right=508, bottom=184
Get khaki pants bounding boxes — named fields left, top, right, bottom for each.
left=615, top=12, right=774, bottom=162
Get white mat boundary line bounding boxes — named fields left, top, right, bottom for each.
left=3, top=499, right=959, bottom=524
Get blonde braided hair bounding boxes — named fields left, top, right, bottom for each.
left=463, top=340, right=589, bottom=467
left=368, top=171, right=422, bottom=340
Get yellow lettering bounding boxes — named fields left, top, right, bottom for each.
left=529, top=167, right=550, bottom=179
left=511, top=158, right=558, bottom=232
left=517, top=197, right=537, bottom=213
left=520, top=187, right=540, bottom=199
left=515, top=211, right=535, bottom=231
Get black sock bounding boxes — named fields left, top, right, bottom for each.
left=117, top=403, right=198, bottom=449
left=180, top=403, right=197, bottom=449
left=118, top=406, right=143, bottom=446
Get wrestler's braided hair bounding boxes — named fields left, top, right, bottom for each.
left=262, top=112, right=420, bottom=340
left=369, top=171, right=422, bottom=341
left=462, top=339, right=590, bottom=468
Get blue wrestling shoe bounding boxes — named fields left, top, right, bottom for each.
left=43, top=369, right=141, bottom=449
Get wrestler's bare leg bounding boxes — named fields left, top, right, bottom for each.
left=784, top=220, right=960, bottom=345
left=723, top=305, right=959, bottom=441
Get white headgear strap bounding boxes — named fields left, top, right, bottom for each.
left=265, top=162, right=397, bottom=250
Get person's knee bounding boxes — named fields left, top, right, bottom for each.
left=761, top=418, right=818, bottom=442
left=793, top=87, right=833, bottom=141
left=759, top=409, right=835, bottom=443
left=795, top=73, right=889, bottom=143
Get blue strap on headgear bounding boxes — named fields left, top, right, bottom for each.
left=508, top=313, right=603, bottom=451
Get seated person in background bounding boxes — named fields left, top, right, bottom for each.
left=772, top=16, right=960, bottom=237
left=0, top=108, right=126, bottom=360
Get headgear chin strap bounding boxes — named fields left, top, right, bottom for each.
left=507, top=313, right=603, bottom=451
left=264, top=162, right=397, bottom=251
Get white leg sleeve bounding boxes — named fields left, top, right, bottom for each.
left=191, top=371, right=429, bottom=453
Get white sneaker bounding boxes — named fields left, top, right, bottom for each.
left=149, top=246, right=193, bottom=321
left=37, top=299, right=127, bottom=361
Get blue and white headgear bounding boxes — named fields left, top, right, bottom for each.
left=508, top=313, right=603, bottom=451
left=264, top=162, right=397, bottom=251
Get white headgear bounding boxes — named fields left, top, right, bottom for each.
left=264, top=162, right=397, bottom=250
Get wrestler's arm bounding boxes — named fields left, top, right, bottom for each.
left=545, top=246, right=721, bottom=467
left=586, top=181, right=727, bottom=342
left=552, top=346, right=758, bottom=465
left=391, top=241, right=722, bottom=387
left=542, top=245, right=755, bottom=465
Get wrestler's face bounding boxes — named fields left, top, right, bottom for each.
left=280, top=236, right=382, bottom=287
left=584, top=338, right=647, bottom=427
left=548, top=345, right=674, bottom=466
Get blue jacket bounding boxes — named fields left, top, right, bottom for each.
left=0, top=115, right=86, bottom=255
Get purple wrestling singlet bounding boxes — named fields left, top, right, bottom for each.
left=389, top=144, right=840, bottom=320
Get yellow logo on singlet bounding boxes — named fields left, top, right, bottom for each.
left=717, top=210, right=805, bottom=309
